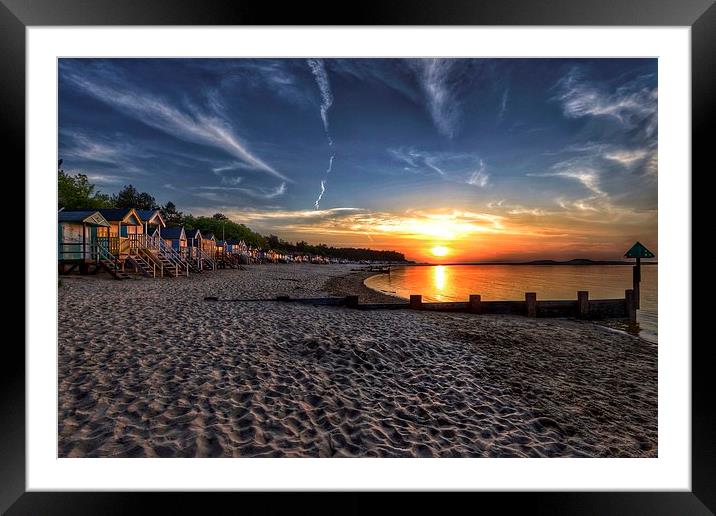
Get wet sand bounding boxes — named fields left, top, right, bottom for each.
left=58, top=264, right=657, bottom=458
left=323, top=269, right=401, bottom=303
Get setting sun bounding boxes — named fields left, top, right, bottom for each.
left=431, top=245, right=449, bottom=257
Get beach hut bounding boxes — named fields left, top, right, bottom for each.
left=201, top=231, right=217, bottom=254
left=60, top=208, right=143, bottom=261
left=185, top=228, right=214, bottom=270
left=89, top=208, right=144, bottom=258
left=185, top=228, right=201, bottom=247
left=226, top=239, right=247, bottom=256
left=185, top=228, right=202, bottom=261
left=58, top=210, right=110, bottom=270
left=161, top=226, right=188, bottom=255
left=97, top=208, right=143, bottom=237
left=136, top=209, right=166, bottom=239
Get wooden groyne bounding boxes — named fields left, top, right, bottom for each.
left=271, top=289, right=638, bottom=322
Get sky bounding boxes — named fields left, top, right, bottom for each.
left=58, top=58, right=657, bottom=262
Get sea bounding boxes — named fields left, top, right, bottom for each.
left=364, top=264, right=657, bottom=343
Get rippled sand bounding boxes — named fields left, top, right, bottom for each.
left=58, top=264, right=657, bottom=458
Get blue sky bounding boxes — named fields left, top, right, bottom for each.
left=59, top=58, right=657, bottom=261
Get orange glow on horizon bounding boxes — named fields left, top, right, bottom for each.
left=222, top=205, right=657, bottom=263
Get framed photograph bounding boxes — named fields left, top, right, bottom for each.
left=5, top=0, right=711, bottom=512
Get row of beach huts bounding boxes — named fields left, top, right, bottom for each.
left=58, top=208, right=341, bottom=279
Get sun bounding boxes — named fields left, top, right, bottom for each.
left=431, top=245, right=449, bottom=257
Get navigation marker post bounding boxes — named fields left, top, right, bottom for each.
left=624, top=241, right=655, bottom=310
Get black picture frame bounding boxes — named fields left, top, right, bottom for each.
left=3, top=0, right=710, bottom=513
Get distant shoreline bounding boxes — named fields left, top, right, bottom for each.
left=401, top=259, right=658, bottom=267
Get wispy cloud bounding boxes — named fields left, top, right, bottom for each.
left=389, top=147, right=447, bottom=177
left=546, top=139, right=656, bottom=178
left=603, top=148, right=650, bottom=167
left=467, top=160, right=489, bottom=188
left=216, top=60, right=309, bottom=107
left=240, top=182, right=287, bottom=200
left=414, top=59, right=461, bottom=139
left=85, top=173, right=125, bottom=185
left=530, top=156, right=607, bottom=200
left=60, top=130, right=152, bottom=174
left=62, top=66, right=288, bottom=182
left=211, top=162, right=256, bottom=173
left=497, top=88, right=509, bottom=121
left=389, top=147, right=489, bottom=186
left=554, top=68, right=657, bottom=136
left=64, top=169, right=127, bottom=186
left=194, top=182, right=287, bottom=201
left=550, top=168, right=605, bottom=197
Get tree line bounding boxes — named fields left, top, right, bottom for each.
left=58, top=167, right=406, bottom=261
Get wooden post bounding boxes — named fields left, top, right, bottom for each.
left=577, top=291, right=589, bottom=319
left=345, top=295, right=359, bottom=309
left=410, top=294, right=422, bottom=310
left=625, top=289, right=637, bottom=323
left=469, top=294, right=482, bottom=314
left=633, top=256, right=641, bottom=309
left=525, top=292, right=537, bottom=317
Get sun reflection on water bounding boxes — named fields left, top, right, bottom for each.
left=433, top=265, right=447, bottom=300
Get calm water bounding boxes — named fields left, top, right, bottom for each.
left=365, top=264, right=658, bottom=343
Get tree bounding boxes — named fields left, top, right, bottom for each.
left=58, top=169, right=112, bottom=210
left=161, top=201, right=184, bottom=226
left=136, top=192, right=158, bottom=210
left=212, top=213, right=229, bottom=221
left=113, top=184, right=157, bottom=210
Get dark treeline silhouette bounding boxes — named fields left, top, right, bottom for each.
left=264, top=234, right=405, bottom=262
left=57, top=167, right=406, bottom=261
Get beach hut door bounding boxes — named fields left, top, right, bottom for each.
left=89, top=226, right=98, bottom=257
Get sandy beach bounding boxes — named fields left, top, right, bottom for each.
left=58, top=264, right=657, bottom=458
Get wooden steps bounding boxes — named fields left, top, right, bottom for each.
left=127, top=254, right=156, bottom=277
left=98, top=259, right=131, bottom=280
left=187, top=260, right=202, bottom=273
left=156, top=253, right=180, bottom=277
left=202, top=258, right=216, bottom=270
left=139, top=248, right=177, bottom=277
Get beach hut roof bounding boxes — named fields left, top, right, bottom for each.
left=94, top=208, right=143, bottom=225
left=161, top=226, right=186, bottom=240
left=136, top=209, right=166, bottom=228
left=203, top=232, right=216, bottom=240
left=58, top=210, right=110, bottom=226
left=185, top=228, right=202, bottom=239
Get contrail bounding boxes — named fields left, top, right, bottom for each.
left=314, top=180, right=326, bottom=210
left=307, top=58, right=334, bottom=145
left=313, top=155, right=334, bottom=209
left=308, top=59, right=336, bottom=209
